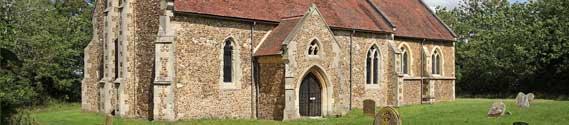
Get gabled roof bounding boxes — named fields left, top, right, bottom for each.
left=254, top=16, right=302, bottom=56
left=372, top=0, right=456, bottom=41
left=174, top=0, right=393, bottom=32
left=254, top=5, right=341, bottom=57
left=173, top=0, right=456, bottom=41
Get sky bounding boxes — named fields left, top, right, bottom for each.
left=423, top=0, right=529, bottom=10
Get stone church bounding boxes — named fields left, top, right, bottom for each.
left=81, top=0, right=456, bottom=121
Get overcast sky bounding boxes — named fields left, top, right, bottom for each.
left=422, top=0, right=529, bottom=10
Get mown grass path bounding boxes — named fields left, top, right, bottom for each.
left=32, top=99, right=569, bottom=125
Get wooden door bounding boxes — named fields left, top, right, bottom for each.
left=299, top=73, right=322, bottom=116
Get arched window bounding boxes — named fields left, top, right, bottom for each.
left=223, top=39, right=233, bottom=82
left=366, top=46, right=380, bottom=84
left=308, top=40, right=319, bottom=55
left=400, top=46, right=409, bottom=74
left=432, top=49, right=442, bottom=75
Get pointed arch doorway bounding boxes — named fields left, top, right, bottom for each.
left=299, top=73, right=322, bottom=116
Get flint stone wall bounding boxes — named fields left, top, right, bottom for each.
left=396, top=39, right=455, bottom=105
left=283, top=9, right=349, bottom=119
left=333, top=31, right=392, bottom=108
left=81, top=0, right=106, bottom=113
left=172, top=15, right=272, bottom=119
left=132, top=0, right=161, bottom=118
left=257, top=62, right=286, bottom=120
left=82, top=0, right=162, bottom=119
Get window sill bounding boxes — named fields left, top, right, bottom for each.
left=220, top=82, right=240, bottom=90
left=364, top=84, right=380, bottom=90
left=307, top=55, right=320, bottom=60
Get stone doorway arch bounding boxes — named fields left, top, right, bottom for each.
left=295, top=65, right=332, bottom=118
left=299, top=73, right=322, bottom=116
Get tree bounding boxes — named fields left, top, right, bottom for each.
left=437, top=0, right=569, bottom=98
left=0, top=0, right=93, bottom=123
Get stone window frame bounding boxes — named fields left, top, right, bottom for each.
left=219, top=36, right=242, bottom=90
left=104, top=0, right=112, bottom=12
left=101, top=0, right=115, bottom=81
left=431, top=47, right=443, bottom=76
left=104, top=0, right=109, bottom=10
left=365, top=44, right=382, bottom=89
left=307, top=37, right=322, bottom=59
left=118, top=0, right=125, bottom=7
left=99, top=14, right=108, bottom=81
left=114, top=0, right=128, bottom=83
left=398, top=43, right=412, bottom=76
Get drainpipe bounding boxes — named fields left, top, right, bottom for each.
left=420, top=39, right=425, bottom=104
left=250, top=21, right=257, bottom=118
left=349, top=30, right=355, bottom=110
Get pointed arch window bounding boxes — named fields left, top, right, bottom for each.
left=366, top=46, right=380, bottom=84
left=223, top=39, right=233, bottom=82
left=308, top=40, right=319, bottom=56
left=401, top=46, right=409, bottom=74
left=432, top=49, right=442, bottom=75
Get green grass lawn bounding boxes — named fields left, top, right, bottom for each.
left=31, top=98, right=569, bottom=125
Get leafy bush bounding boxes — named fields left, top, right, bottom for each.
left=1, top=0, right=93, bottom=123
left=437, top=0, right=569, bottom=98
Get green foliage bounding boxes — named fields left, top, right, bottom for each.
left=1, top=0, right=93, bottom=124
left=437, top=0, right=569, bottom=97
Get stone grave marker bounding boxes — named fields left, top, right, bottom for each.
left=487, top=102, right=506, bottom=118
left=516, top=92, right=530, bottom=108
left=513, top=122, right=529, bottom=125
left=363, top=99, right=376, bottom=117
left=105, top=114, right=113, bottom=125
left=374, top=106, right=401, bottom=125
left=527, top=93, right=535, bottom=103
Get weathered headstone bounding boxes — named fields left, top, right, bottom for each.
left=513, top=122, right=529, bottom=125
left=527, top=93, right=535, bottom=103
left=516, top=92, right=530, bottom=108
left=105, top=114, right=113, bottom=125
left=487, top=102, right=506, bottom=118
left=522, top=95, right=530, bottom=108
left=363, top=99, right=376, bottom=117
left=374, top=106, right=401, bottom=125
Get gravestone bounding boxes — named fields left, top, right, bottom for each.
left=513, top=122, right=529, bottom=125
left=374, top=106, right=401, bottom=125
left=105, top=114, right=113, bottom=125
left=487, top=102, right=506, bottom=118
left=363, top=99, right=376, bottom=117
left=516, top=92, right=530, bottom=108
left=527, top=93, right=535, bottom=103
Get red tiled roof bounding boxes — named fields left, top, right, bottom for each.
left=174, top=0, right=455, bottom=42
left=372, top=0, right=455, bottom=41
left=174, top=0, right=393, bottom=32
left=254, top=17, right=301, bottom=56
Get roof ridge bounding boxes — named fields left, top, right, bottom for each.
left=366, top=0, right=396, bottom=31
